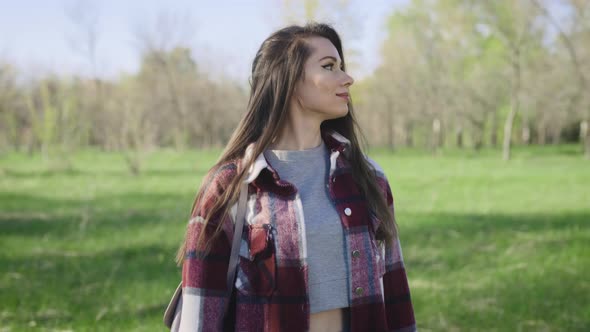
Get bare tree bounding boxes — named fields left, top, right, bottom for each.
left=25, top=77, right=82, bottom=169
left=531, top=0, right=590, bottom=157
left=132, top=10, right=196, bottom=150
left=64, top=1, right=101, bottom=79
left=474, top=1, right=542, bottom=160
left=0, top=63, right=21, bottom=154
left=275, top=0, right=364, bottom=74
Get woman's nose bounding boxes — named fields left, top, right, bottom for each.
left=343, top=72, right=354, bottom=87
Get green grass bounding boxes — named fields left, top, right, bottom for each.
left=0, top=145, right=588, bottom=331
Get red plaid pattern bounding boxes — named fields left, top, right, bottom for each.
left=179, top=129, right=416, bottom=331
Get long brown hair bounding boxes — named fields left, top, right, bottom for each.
left=176, top=22, right=397, bottom=265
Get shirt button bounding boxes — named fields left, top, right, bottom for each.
left=352, top=250, right=360, bottom=258
left=355, top=287, right=364, bottom=296
left=344, top=207, right=352, bottom=216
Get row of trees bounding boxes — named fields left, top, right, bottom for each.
left=357, top=0, right=589, bottom=159
left=0, top=0, right=588, bottom=174
left=0, top=48, right=247, bottom=173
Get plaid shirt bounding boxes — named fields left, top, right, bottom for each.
left=179, top=129, right=416, bottom=331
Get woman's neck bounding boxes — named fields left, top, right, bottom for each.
left=270, top=114, right=322, bottom=151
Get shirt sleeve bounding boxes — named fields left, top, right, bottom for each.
left=179, top=164, right=237, bottom=332
left=366, top=156, right=417, bottom=331
left=382, top=181, right=417, bottom=331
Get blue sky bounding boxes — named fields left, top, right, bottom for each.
left=0, top=0, right=409, bottom=83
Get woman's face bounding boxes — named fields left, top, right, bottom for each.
left=292, top=37, right=354, bottom=121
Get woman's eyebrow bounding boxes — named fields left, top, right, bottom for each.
left=318, top=55, right=341, bottom=64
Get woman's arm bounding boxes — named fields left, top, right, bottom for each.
left=381, top=218, right=416, bottom=331
left=366, top=156, right=417, bottom=331
left=179, top=164, right=237, bottom=332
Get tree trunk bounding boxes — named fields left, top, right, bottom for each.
left=490, top=112, right=498, bottom=147
left=580, top=120, right=589, bottom=158
left=550, top=125, right=562, bottom=144
left=522, top=125, right=531, bottom=145
left=503, top=106, right=517, bottom=160
left=474, top=129, right=483, bottom=150
left=538, top=121, right=547, bottom=145
left=404, top=122, right=413, bottom=147
left=503, top=51, right=521, bottom=161
left=386, top=98, right=394, bottom=151
left=432, top=118, right=441, bottom=152
left=585, top=130, right=590, bottom=160
left=455, top=125, right=463, bottom=148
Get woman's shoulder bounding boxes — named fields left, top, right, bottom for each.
left=363, top=154, right=394, bottom=201
left=203, top=160, right=240, bottom=188
left=363, top=154, right=387, bottom=179
left=189, top=160, right=240, bottom=223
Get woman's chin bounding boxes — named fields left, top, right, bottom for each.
left=317, top=106, right=349, bottom=121
left=335, top=107, right=349, bottom=118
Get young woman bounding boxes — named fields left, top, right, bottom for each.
left=174, top=22, right=416, bottom=332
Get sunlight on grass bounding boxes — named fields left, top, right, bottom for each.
left=1, top=145, right=588, bottom=331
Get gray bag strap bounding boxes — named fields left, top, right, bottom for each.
left=226, top=181, right=249, bottom=294
left=164, top=179, right=249, bottom=330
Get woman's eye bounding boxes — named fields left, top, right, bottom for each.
left=323, top=64, right=344, bottom=71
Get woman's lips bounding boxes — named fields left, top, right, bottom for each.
left=336, top=93, right=349, bottom=101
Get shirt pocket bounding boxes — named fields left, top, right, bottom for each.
left=235, top=223, right=276, bottom=297
left=368, top=211, right=386, bottom=278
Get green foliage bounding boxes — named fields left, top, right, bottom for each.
left=25, top=79, right=83, bottom=169
left=1, top=111, right=19, bottom=153
left=0, top=146, right=588, bottom=331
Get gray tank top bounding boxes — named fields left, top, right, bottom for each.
left=264, top=140, right=349, bottom=314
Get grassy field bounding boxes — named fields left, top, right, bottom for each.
left=0, top=145, right=588, bottom=331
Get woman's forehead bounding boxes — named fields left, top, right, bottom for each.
left=307, top=37, right=340, bottom=61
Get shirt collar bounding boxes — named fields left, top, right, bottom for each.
left=242, top=129, right=351, bottom=187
